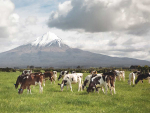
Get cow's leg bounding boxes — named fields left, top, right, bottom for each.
left=78, top=78, right=82, bottom=92
left=104, top=83, right=108, bottom=95
left=68, top=81, right=72, bottom=92
left=39, top=82, right=43, bottom=93
left=133, top=78, right=135, bottom=85
left=101, top=87, right=105, bottom=94
left=27, top=87, right=29, bottom=94
left=66, top=85, right=68, bottom=90
left=43, top=79, right=45, bottom=86
left=29, top=86, right=32, bottom=94
left=123, top=75, right=125, bottom=81
left=148, top=77, right=150, bottom=83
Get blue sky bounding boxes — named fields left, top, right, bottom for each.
left=0, top=0, right=150, bottom=61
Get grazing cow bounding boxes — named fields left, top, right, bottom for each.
left=87, top=71, right=116, bottom=95
left=14, top=74, right=29, bottom=89
left=58, top=74, right=82, bottom=92
left=103, top=71, right=116, bottom=95
left=53, top=71, right=57, bottom=81
left=44, top=71, right=55, bottom=84
left=18, top=73, right=44, bottom=94
left=128, top=71, right=140, bottom=85
left=87, top=75, right=108, bottom=94
left=22, top=70, right=32, bottom=75
left=82, top=73, right=102, bottom=90
left=58, top=71, right=69, bottom=81
left=135, top=73, right=150, bottom=84
left=120, top=71, right=125, bottom=81
left=115, top=70, right=125, bottom=81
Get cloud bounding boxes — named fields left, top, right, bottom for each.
left=26, top=16, right=37, bottom=25
left=48, top=0, right=150, bottom=33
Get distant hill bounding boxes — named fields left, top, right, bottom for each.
left=0, top=31, right=149, bottom=68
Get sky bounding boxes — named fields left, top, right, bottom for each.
left=0, top=0, right=150, bottom=61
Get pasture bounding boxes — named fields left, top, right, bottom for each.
left=0, top=71, right=150, bottom=113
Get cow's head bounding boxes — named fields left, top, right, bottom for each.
left=58, top=71, right=64, bottom=81
left=58, top=80, right=67, bottom=91
left=82, top=79, right=88, bottom=90
left=87, top=81, right=95, bottom=93
left=18, top=88, right=24, bottom=94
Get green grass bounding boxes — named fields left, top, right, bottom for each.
left=0, top=71, right=150, bottom=113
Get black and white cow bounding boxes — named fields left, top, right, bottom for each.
left=58, top=71, right=69, bottom=81
left=82, top=73, right=102, bottom=90
left=87, top=71, right=116, bottom=95
left=135, top=73, right=150, bottom=84
left=87, top=75, right=107, bottom=94
left=58, top=74, right=82, bottom=92
left=128, top=71, right=140, bottom=85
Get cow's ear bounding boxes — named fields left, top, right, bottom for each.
left=58, top=83, right=61, bottom=85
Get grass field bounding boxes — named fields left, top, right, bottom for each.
left=0, top=71, right=150, bottom=113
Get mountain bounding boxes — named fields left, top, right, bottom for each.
left=0, top=31, right=149, bottom=68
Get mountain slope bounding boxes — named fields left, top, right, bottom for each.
left=0, top=31, right=149, bottom=68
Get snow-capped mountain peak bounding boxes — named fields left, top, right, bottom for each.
left=32, top=31, right=62, bottom=47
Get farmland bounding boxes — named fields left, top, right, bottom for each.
left=0, top=71, right=150, bottom=113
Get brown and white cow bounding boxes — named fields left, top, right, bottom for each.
left=18, top=73, right=44, bottom=94
left=43, top=71, right=55, bottom=84
left=53, top=71, right=57, bottom=81
left=14, top=74, right=29, bottom=89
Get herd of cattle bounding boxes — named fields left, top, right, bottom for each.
left=14, top=70, right=150, bottom=95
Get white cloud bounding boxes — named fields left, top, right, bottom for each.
left=26, top=16, right=37, bottom=25
left=48, top=0, right=150, bottom=34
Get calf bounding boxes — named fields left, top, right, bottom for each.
left=44, top=71, right=55, bottom=84
left=58, top=74, right=82, bottom=92
left=18, top=73, right=44, bottom=94
left=135, top=73, right=150, bottom=84
left=58, top=71, right=69, bottom=81
left=87, top=71, right=116, bottom=95
left=87, top=75, right=108, bottom=94
left=53, top=71, right=57, bottom=81
left=115, top=70, right=125, bottom=81
left=103, top=71, right=116, bottom=95
left=128, top=72, right=140, bottom=85
left=14, top=74, right=29, bottom=89
left=82, top=73, right=102, bottom=90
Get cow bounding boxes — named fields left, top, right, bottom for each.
left=135, top=73, right=150, bottom=84
left=82, top=73, right=102, bottom=90
left=53, top=71, right=57, bottom=81
left=22, top=70, right=32, bottom=75
left=87, top=75, right=108, bottom=94
left=14, top=74, right=29, bottom=89
left=58, top=74, right=82, bottom=92
left=87, top=71, right=116, bottom=95
left=43, top=71, right=55, bottom=84
left=58, top=71, right=69, bottom=81
left=115, top=70, right=125, bottom=81
left=103, top=71, right=116, bottom=95
left=18, top=73, right=44, bottom=94
left=128, top=71, right=140, bottom=85
left=71, top=72, right=83, bottom=83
